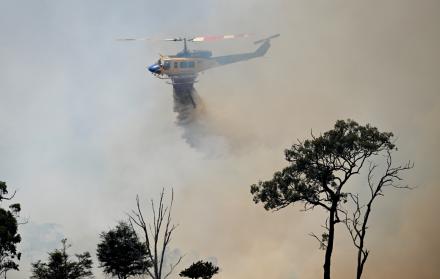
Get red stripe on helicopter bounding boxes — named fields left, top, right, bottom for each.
left=191, top=34, right=250, bottom=42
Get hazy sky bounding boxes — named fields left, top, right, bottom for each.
left=1, top=0, right=439, bottom=278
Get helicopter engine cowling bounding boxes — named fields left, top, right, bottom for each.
left=191, top=50, right=212, bottom=58
left=176, top=50, right=212, bottom=58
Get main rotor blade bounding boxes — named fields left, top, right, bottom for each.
left=163, top=38, right=183, bottom=42
left=115, top=37, right=183, bottom=42
left=190, top=33, right=251, bottom=42
left=115, top=37, right=152, bottom=41
left=253, top=33, right=280, bottom=44
left=116, top=34, right=252, bottom=43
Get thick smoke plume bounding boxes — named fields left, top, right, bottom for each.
left=1, top=1, right=439, bottom=279
left=173, top=83, right=230, bottom=156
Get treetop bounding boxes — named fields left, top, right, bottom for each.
left=251, top=119, right=396, bottom=211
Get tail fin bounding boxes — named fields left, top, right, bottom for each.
left=254, top=40, right=271, bottom=57
left=212, top=33, right=279, bottom=66
left=252, top=34, right=280, bottom=56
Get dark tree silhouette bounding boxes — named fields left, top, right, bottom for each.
left=250, top=119, right=395, bottom=279
left=341, top=151, right=413, bottom=279
left=129, top=189, right=183, bottom=279
left=179, top=261, right=219, bottom=279
left=0, top=181, right=22, bottom=278
left=31, top=239, right=93, bottom=279
left=97, top=221, right=151, bottom=279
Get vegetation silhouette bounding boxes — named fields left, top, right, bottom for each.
left=1, top=120, right=413, bottom=279
left=250, top=119, right=407, bottom=279
left=341, top=150, right=413, bottom=279
left=31, top=239, right=93, bottom=279
left=97, top=221, right=151, bottom=279
left=0, top=181, right=22, bottom=278
left=128, top=188, right=183, bottom=279
left=179, top=260, right=219, bottom=279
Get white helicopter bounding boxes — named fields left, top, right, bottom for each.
left=118, top=33, right=280, bottom=87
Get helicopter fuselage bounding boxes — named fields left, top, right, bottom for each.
left=147, top=34, right=279, bottom=85
left=148, top=55, right=217, bottom=78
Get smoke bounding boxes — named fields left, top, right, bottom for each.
left=173, top=83, right=231, bottom=157
left=1, top=1, right=439, bottom=279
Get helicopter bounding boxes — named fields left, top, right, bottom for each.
left=118, top=33, right=280, bottom=87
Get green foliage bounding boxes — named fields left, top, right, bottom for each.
left=0, top=181, right=7, bottom=197
left=250, top=119, right=394, bottom=211
left=97, top=221, right=150, bottom=279
left=179, top=261, right=219, bottom=279
left=250, top=119, right=395, bottom=279
left=31, top=239, right=93, bottom=279
left=0, top=181, right=22, bottom=276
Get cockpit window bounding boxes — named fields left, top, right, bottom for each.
left=163, top=60, right=171, bottom=70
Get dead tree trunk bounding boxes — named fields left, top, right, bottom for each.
left=129, top=188, right=183, bottom=279
left=343, top=151, right=413, bottom=279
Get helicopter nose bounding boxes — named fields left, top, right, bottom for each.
left=148, top=64, right=161, bottom=74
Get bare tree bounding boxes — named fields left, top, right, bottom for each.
left=342, top=151, right=413, bottom=279
left=129, top=189, right=183, bottom=279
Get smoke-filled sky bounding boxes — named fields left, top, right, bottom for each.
left=1, top=0, right=439, bottom=278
